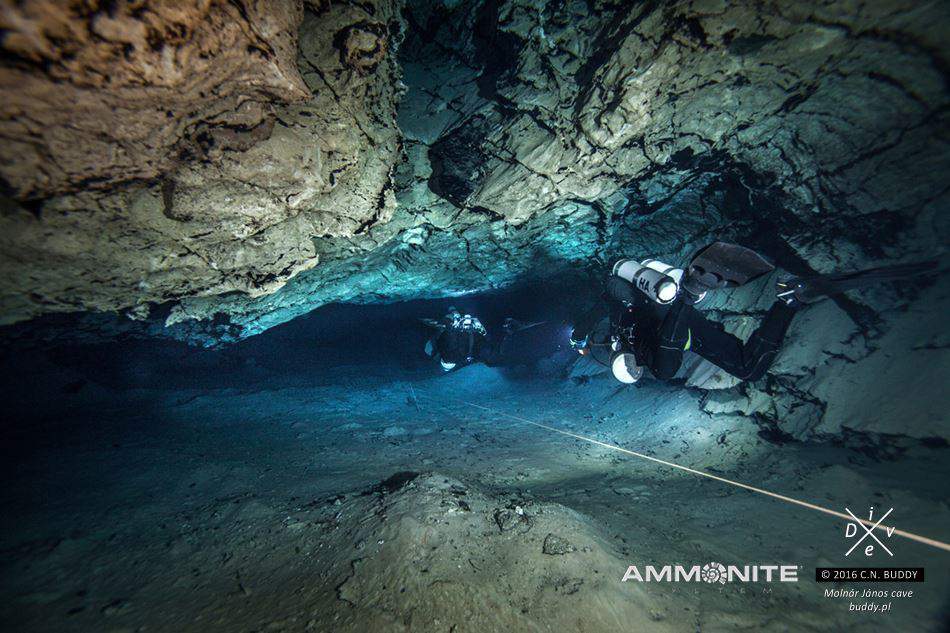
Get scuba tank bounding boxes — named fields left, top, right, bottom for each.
left=600, top=257, right=691, bottom=384
left=641, top=259, right=684, bottom=285
left=644, top=258, right=708, bottom=304
left=610, top=351, right=643, bottom=384
left=613, top=258, right=681, bottom=304
left=613, top=258, right=708, bottom=305
left=608, top=329, right=643, bottom=383
left=595, top=255, right=712, bottom=384
left=426, top=309, right=487, bottom=371
left=450, top=312, right=486, bottom=335
left=450, top=313, right=485, bottom=364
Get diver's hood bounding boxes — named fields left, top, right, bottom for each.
left=610, top=352, right=643, bottom=384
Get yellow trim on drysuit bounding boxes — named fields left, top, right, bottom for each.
left=684, top=328, right=691, bottom=351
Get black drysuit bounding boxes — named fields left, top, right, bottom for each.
left=604, top=276, right=798, bottom=382
left=436, top=326, right=493, bottom=366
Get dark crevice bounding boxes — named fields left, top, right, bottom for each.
left=471, top=0, right=522, bottom=103
left=571, top=1, right=660, bottom=120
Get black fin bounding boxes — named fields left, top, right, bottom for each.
left=781, top=260, right=942, bottom=304
left=804, top=260, right=940, bottom=297
left=420, top=318, right=445, bottom=329
left=686, top=242, right=775, bottom=290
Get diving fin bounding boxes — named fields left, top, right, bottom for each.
left=503, top=318, right=546, bottom=334
left=684, top=242, right=776, bottom=294
left=420, top=318, right=446, bottom=330
left=776, top=260, right=940, bottom=305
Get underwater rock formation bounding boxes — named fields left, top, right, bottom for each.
left=327, top=472, right=670, bottom=631
left=0, top=1, right=948, bottom=444
left=0, top=0, right=402, bottom=325
left=1, top=0, right=947, bottom=330
left=1, top=0, right=946, bottom=339
left=0, top=0, right=309, bottom=199
left=3, top=7, right=949, bottom=632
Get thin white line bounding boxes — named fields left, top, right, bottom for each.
left=845, top=507, right=894, bottom=557
left=457, top=400, right=950, bottom=553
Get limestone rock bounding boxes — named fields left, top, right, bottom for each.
left=542, top=533, right=575, bottom=555
left=0, top=0, right=310, bottom=198
left=0, top=0, right=403, bottom=326
left=0, top=1, right=947, bottom=452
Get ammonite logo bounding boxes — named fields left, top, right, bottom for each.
left=621, top=563, right=799, bottom=583
left=701, top=562, right=728, bottom=584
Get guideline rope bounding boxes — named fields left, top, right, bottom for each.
left=455, top=399, right=950, bottom=554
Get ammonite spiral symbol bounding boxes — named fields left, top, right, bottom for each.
left=701, top=562, right=728, bottom=584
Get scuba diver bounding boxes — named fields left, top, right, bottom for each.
left=572, top=242, right=937, bottom=384
left=422, top=307, right=492, bottom=371
left=422, top=307, right=549, bottom=371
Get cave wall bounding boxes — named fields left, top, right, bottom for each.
left=0, top=0, right=948, bottom=443
left=1, top=0, right=947, bottom=339
left=135, top=0, right=950, bottom=344
left=0, top=0, right=402, bottom=325
left=0, top=0, right=309, bottom=199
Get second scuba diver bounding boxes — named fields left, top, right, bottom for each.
left=422, top=307, right=546, bottom=372
left=571, top=242, right=936, bottom=384
left=423, top=307, right=493, bottom=371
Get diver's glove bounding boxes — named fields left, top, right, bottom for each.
left=775, top=277, right=821, bottom=306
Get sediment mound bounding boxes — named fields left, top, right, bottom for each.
left=315, top=471, right=674, bottom=632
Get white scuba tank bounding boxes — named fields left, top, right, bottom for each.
left=613, top=258, right=682, bottom=304
left=641, top=258, right=685, bottom=284
left=642, top=258, right=707, bottom=304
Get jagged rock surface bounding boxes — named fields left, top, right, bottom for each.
left=150, top=0, right=950, bottom=343
left=0, top=0, right=948, bottom=443
left=0, top=0, right=402, bottom=325
left=0, top=0, right=310, bottom=198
